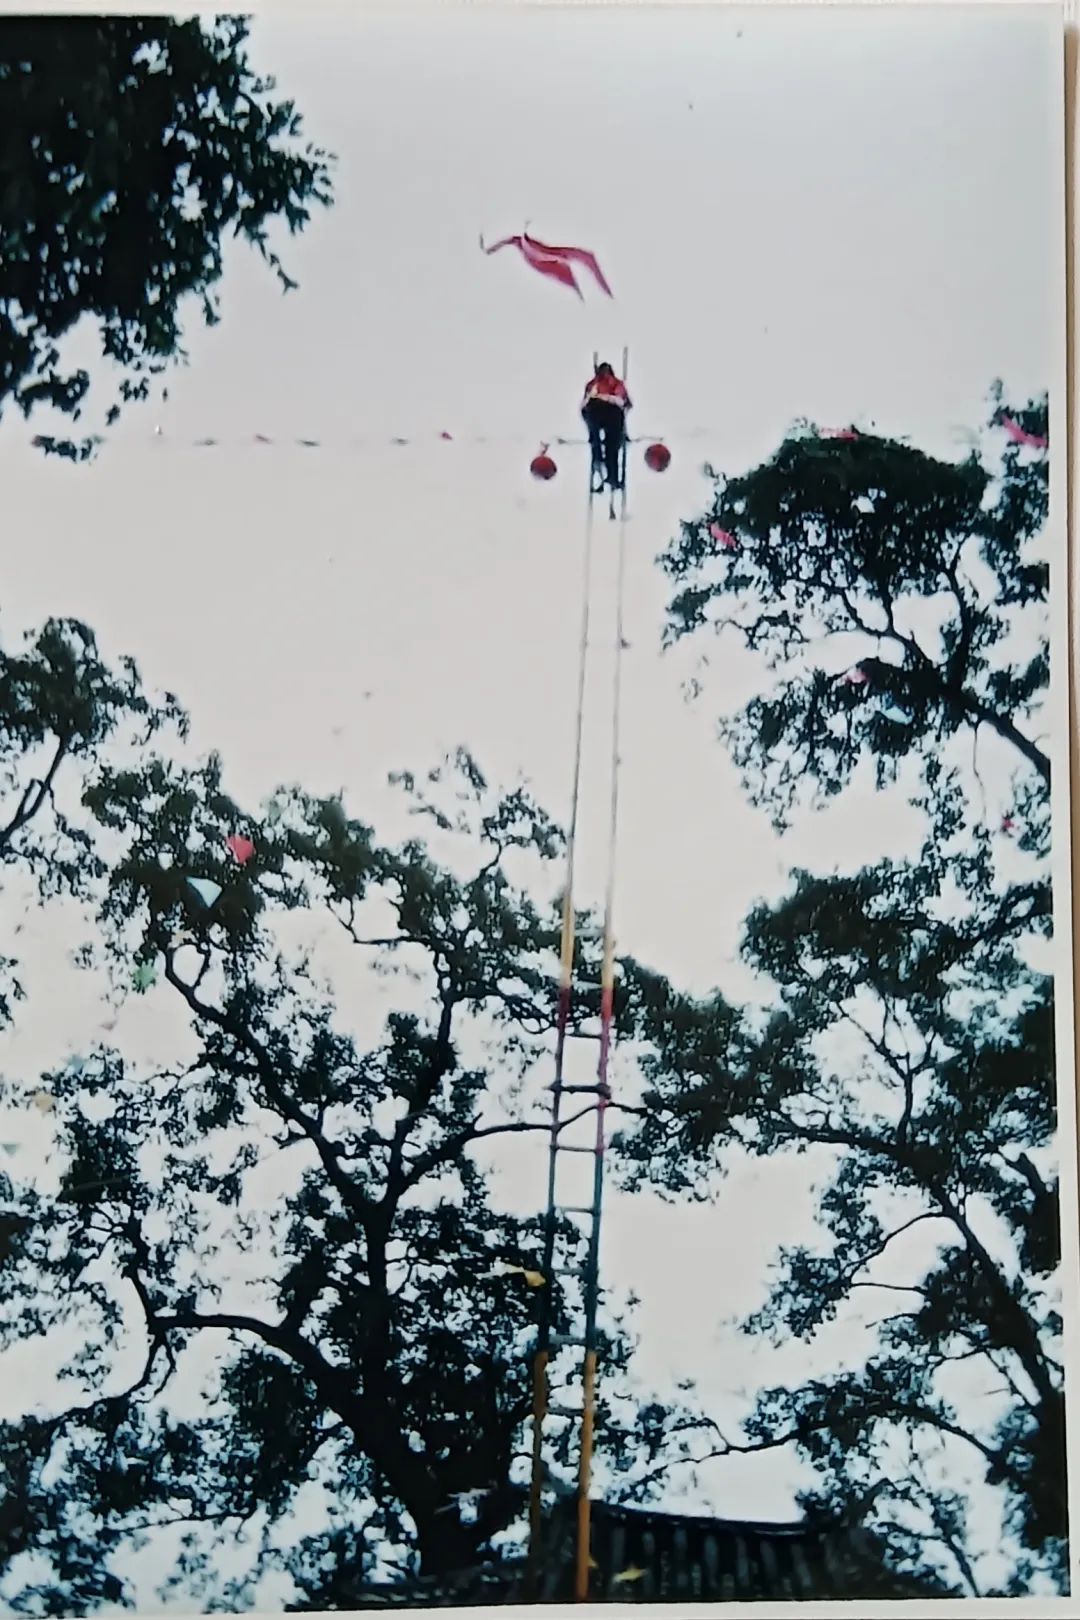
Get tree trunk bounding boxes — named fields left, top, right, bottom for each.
left=413, top=1508, right=485, bottom=1577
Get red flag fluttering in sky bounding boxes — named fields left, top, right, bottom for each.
left=481, top=230, right=613, bottom=300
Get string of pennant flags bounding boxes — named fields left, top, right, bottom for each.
left=26, top=413, right=1044, bottom=457
left=30, top=426, right=690, bottom=454
left=8, top=406, right=1040, bottom=1123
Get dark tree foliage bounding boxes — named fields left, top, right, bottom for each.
left=0, top=21, right=702, bottom=1605
left=0, top=15, right=334, bottom=458
left=0, top=617, right=186, bottom=1028
left=618, top=779, right=1062, bottom=1592
left=614, top=387, right=1064, bottom=1594
left=1, top=735, right=707, bottom=1611
left=660, top=386, right=1048, bottom=829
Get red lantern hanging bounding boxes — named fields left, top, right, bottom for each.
left=530, top=443, right=557, bottom=481
left=644, top=441, right=671, bottom=472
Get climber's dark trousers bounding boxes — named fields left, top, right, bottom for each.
left=582, top=399, right=625, bottom=489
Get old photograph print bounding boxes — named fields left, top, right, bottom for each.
left=0, top=3, right=1072, bottom=1611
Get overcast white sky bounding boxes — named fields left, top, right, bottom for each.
left=0, top=1, right=1070, bottom=1606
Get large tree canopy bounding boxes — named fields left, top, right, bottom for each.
left=0, top=345, right=1062, bottom=1607
left=1, top=707, right=715, bottom=1611
left=612, top=388, right=1064, bottom=1595
left=0, top=15, right=333, bottom=458
left=660, top=388, right=1049, bottom=827
left=618, top=780, right=1061, bottom=1593
left=0, top=617, right=186, bottom=1028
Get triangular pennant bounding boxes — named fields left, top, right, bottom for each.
left=483, top=1261, right=546, bottom=1288
left=880, top=703, right=913, bottom=725
left=226, top=834, right=255, bottom=866
left=133, top=961, right=157, bottom=992
left=1000, top=414, right=1048, bottom=451
left=709, top=522, right=739, bottom=550
left=185, top=876, right=223, bottom=909
left=613, top=1567, right=647, bottom=1587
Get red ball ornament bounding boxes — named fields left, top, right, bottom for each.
left=645, top=441, right=671, bottom=472
left=530, top=444, right=557, bottom=481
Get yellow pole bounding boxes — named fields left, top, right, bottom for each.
left=575, top=1350, right=598, bottom=1601
left=527, top=1348, right=550, bottom=1590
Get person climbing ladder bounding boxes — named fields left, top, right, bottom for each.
left=581, top=362, right=631, bottom=493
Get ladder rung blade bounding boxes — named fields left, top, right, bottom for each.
left=559, top=1205, right=598, bottom=1217
left=556, top=1144, right=598, bottom=1155
left=548, top=1403, right=583, bottom=1418
left=552, top=1333, right=587, bottom=1347
left=555, top=1084, right=611, bottom=1096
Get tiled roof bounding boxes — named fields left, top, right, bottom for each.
left=348, top=1497, right=951, bottom=1606
left=540, top=1499, right=908, bottom=1602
